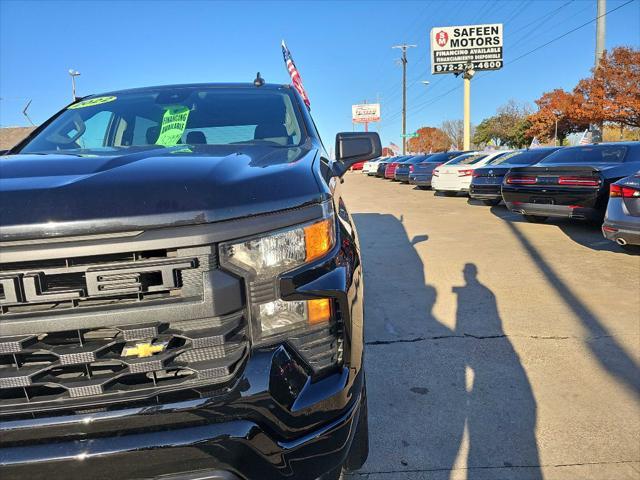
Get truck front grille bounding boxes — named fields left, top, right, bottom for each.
left=0, top=311, right=248, bottom=412
left=0, top=244, right=248, bottom=415
left=0, top=249, right=211, bottom=315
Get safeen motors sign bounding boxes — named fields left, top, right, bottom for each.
left=430, top=23, right=503, bottom=74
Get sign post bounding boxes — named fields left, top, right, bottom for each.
left=430, top=23, right=503, bottom=150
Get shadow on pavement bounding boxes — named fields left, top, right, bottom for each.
left=496, top=217, right=640, bottom=398
left=352, top=213, right=542, bottom=476
left=490, top=204, right=624, bottom=253
left=454, top=263, right=542, bottom=478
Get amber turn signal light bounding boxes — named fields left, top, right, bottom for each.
left=304, top=218, right=334, bottom=262
left=308, top=298, right=331, bottom=325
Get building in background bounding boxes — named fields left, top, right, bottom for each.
left=0, top=127, right=36, bottom=150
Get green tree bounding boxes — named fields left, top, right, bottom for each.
left=473, top=100, right=533, bottom=148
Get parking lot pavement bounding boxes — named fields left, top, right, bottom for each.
left=341, top=172, right=640, bottom=480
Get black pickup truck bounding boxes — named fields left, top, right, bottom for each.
left=0, top=83, right=380, bottom=480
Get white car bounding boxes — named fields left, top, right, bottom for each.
left=363, top=157, right=386, bottom=175
left=432, top=150, right=512, bottom=196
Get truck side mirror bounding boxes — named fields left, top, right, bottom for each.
left=333, top=132, right=381, bottom=177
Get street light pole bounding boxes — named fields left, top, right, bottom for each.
left=68, top=69, right=81, bottom=101
left=392, top=44, right=416, bottom=155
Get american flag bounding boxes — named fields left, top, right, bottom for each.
left=282, top=40, right=310, bottom=108
left=579, top=129, right=592, bottom=145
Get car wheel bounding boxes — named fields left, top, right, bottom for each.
left=443, top=191, right=457, bottom=197
left=621, top=244, right=640, bottom=254
left=482, top=199, right=501, bottom=206
left=524, top=215, right=548, bottom=223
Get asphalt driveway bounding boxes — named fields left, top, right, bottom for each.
left=342, top=172, right=640, bottom=480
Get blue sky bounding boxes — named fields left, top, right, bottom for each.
left=1, top=0, right=639, bottom=148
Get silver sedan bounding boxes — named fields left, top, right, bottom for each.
left=603, top=171, right=640, bottom=253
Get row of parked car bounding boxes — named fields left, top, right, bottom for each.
left=360, top=142, right=640, bottom=253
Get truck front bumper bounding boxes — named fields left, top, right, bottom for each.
left=0, top=205, right=367, bottom=480
left=1, top=384, right=364, bottom=480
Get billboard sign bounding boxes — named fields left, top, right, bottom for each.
left=430, top=23, right=503, bottom=74
left=352, top=103, right=381, bottom=123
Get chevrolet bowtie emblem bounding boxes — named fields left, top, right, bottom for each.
left=122, top=341, right=168, bottom=358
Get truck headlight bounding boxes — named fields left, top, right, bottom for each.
left=220, top=216, right=334, bottom=279
left=220, top=211, right=336, bottom=345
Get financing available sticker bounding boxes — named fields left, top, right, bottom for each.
left=68, top=96, right=117, bottom=109
left=155, top=106, right=191, bottom=146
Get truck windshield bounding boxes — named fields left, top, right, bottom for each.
left=17, top=86, right=305, bottom=154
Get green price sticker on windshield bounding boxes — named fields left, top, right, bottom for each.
left=155, top=106, right=191, bottom=146
left=68, top=96, right=117, bottom=109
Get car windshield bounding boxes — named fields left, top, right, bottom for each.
left=538, top=145, right=628, bottom=164
left=446, top=153, right=488, bottom=165
left=488, top=149, right=558, bottom=166
left=17, top=86, right=304, bottom=154
left=404, top=155, right=431, bottom=163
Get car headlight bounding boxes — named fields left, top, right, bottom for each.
left=220, top=209, right=336, bottom=346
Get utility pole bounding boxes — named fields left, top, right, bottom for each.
left=595, top=0, right=606, bottom=67
left=593, top=0, right=606, bottom=142
left=392, top=44, right=416, bottom=154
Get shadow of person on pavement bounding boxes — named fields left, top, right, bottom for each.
left=351, top=213, right=466, bottom=473
left=453, top=263, right=542, bottom=479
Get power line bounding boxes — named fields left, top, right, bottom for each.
left=392, top=43, right=417, bottom=154
left=508, top=0, right=576, bottom=51
left=383, top=0, right=637, bottom=129
left=507, top=0, right=635, bottom=66
left=509, top=1, right=592, bottom=55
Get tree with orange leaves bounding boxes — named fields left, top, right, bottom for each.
left=526, top=89, right=588, bottom=143
left=406, top=126, right=451, bottom=153
left=573, top=46, right=640, bottom=129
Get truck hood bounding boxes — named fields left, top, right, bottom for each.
left=0, top=144, right=325, bottom=241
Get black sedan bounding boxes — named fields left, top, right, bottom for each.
left=408, top=151, right=468, bottom=189
left=394, top=154, right=433, bottom=182
left=502, top=142, right=640, bottom=223
left=470, top=147, right=561, bottom=205
left=375, top=157, right=393, bottom=177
